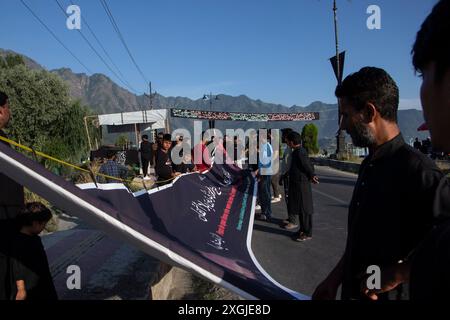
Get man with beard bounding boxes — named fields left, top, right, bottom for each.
left=312, top=67, right=444, bottom=300
left=361, top=0, right=450, bottom=300
left=284, top=131, right=319, bottom=239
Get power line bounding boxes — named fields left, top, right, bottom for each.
left=99, top=0, right=149, bottom=85
left=68, top=0, right=137, bottom=93
left=19, top=0, right=92, bottom=74
left=55, top=0, right=138, bottom=94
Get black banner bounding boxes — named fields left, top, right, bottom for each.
left=171, top=109, right=319, bottom=122
left=80, top=164, right=303, bottom=299
left=0, top=142, right=306, bottom=299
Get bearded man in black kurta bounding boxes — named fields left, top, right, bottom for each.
left=285, top=131, right=319, bottom=241
left=312, top=67, right=444, bottom=300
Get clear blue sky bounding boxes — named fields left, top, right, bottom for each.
left=1, top=0, right=437, bottom=109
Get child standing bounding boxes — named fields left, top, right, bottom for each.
left=11, top=202, right=57, bottom=300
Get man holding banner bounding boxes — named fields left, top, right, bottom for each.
left=0, top=91, right=25, bottom=300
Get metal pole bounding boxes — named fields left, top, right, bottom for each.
left=134, top=123, right=139, bottom=149
left=165, top=116, right=171, bottom=133
left=333, top=0, right=340, bottom=86
left=84, top=116, right=93, bottom=151
left=333, top=0, right=345, bottom=157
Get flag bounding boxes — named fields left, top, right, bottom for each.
left=330, top=51, right=346, bottom=84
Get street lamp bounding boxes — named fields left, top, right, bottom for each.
left=202, top=92, right=220, bottom=129
left=332, top=0, right=346, bottom=158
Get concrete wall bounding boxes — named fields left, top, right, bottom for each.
left=312, top=157, right=361, bottom=174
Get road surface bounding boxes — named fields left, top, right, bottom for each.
left=251, top=165, right=356, bottom=297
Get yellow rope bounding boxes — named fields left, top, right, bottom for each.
left=0, top=135, right=175, bottom=185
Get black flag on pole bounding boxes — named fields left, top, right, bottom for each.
left=329, top=51, right=346, bottom=84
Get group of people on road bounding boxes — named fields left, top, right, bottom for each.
left=250, top=128, right=319, bottom=243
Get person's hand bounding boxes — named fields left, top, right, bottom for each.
left=360, top=262, right=410, bottom=301
left=15, top=280, right=26, bottom=300
left=16, top=289, right=26, bottom=300
left=311, top=176, right=319, bottom=184
left=173, top=172, right=181, bottom=177
left=312, top=278, right=339, bottom=300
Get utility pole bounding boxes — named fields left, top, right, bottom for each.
left=83, top=115, right=99, bottom=151
left=145, top=81, right=158, bottom=141
left=83, top=116, right=92, bottom=151
left=333, top=0, right=346, bottom=158
left=144, top=81, right=156, bottom=111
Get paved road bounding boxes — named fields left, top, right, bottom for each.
left=251, top=166, right=357, bottom=297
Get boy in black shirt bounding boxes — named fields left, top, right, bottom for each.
left=155, top=134, right=180, bottom=186
left=11, top=202, right=57, bottom=300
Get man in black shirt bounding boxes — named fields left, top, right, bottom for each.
left=0, top=91, right=25, bottom=300
left=155, top=134, right=179, bottom=186
left=312, top=67, right=443, bottom=300
left=362, top=0, right=450, bottom=300
left=139, top=135, right=152, bottom=178
left=413, top=138, right=421, bottom=150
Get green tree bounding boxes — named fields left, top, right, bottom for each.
left=301, top=123, right=319, bottom=155
left=115, top=134, right=128, bottom=149
left=0, top=63, right=90, bottom=172
left=4, top=54, right=26, bottom=68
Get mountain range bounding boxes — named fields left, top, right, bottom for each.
left=1, top=48, right=428, bottom=149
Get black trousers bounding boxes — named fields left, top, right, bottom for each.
left=0, top=206, right=21, bottom=300
left=299, top=213, right=312, bottom=237
left=271, top=173, right=281, bottom=197
left=141, top=158, right=150, bottom=176
left=282, top=175, right=289, bottom=206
